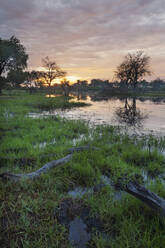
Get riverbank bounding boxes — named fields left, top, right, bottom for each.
left=0, top=93, right=165, bottom=247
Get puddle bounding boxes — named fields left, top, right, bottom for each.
left=113, top=191, right=123, bottom=201
left=68, top=175, right=124, bottom=202
left=55, top=198, right=106, bottom=247
left=68, top=187, right=93, bottom=198
left=69, top=217, right=90, bottom=248
left=34, top=134, right=90, bottom=149
left=56, top=168, right=164, bottom=247
left=142, top=169, right=165, bottom=187
left=33, top=132, right=94, bottom=149
left=72, top=134, right=86, bottom=146
left=72, top=133, right=94, bottom=146
left=34, top=138, right=56, bottom=149
left=142, top=145, right=165, bottom=157
left=28, top=112, right=51, bottom=118
left=3, top=111, right=14, bottom=119
left=101, top=175, right=111, bottom=185
left=68, top=172, right=164, bottom=203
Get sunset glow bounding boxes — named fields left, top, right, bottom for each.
left=50, top=76, right=81, bottom=85
left=65, top=76, right=81, bottom=84
left=1, top=0, right=165, bottom=80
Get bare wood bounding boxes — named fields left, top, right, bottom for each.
left=2, top=144, right=165, bottom=217
left=0, top=154, right=72, bottom=182
left=125, top=181, right=165, bottom=216
left=0, top=146, right=98, bottom=182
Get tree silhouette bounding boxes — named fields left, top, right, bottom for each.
left=7, top=69, right=27, bottom=87
left=115, top=51, right=151, bottom=89
left=114, top=97, right=148, bottom=128
left=41, top=56, right=66, bottom=88
left=0, top=36, right=28, bottom=93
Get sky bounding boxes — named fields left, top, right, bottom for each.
left=0, top=0, right=165, bottom=82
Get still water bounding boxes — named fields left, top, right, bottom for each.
left=30, top=94, right=165, bottom=135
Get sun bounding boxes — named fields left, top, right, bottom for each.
left=51, top=76, right=80, bottom=85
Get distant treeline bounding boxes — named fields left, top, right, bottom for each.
left=5, top=78, right=165, bottom=95
left=70, top=78, right=165, bottom=93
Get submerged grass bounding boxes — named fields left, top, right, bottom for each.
left=0, top=92, right=165, bottom=247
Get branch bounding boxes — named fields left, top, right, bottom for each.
left=125, top=181, right=165, bottom=216
left=0, top=154, right=72, bottom=182
left=0, top=146, right=98, bottom=182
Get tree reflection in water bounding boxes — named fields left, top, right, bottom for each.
left=114, top=97, right=148, bottom=129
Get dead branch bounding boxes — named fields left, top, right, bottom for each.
left=0, top=146, right=98, bottom=182
left=125, top=181, right=165, bottom=216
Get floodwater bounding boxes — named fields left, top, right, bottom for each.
left=29, top=94, right=165, bottom=135
left=69, top=217, right=90, bottom=248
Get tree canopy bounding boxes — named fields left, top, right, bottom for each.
left=115, top=51, right=151, bottom=89
left=0, top=36, right=28, bottom=76
left=0, top=36, right=28, bottom=92
left=7, top=69, right=27, bottom=87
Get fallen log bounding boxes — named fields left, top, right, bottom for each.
left=0, top=146, right=98, bottom=182
left=125, top=181, right=165, bottom=216
left=1, top=145, right=165, bottom=217
left=0, top=154, right=72, bottom=182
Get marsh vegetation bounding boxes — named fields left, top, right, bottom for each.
left=1, top=92, right=165, bottom=247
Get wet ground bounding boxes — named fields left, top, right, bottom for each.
left=54, top=198, right=106, bottom=248
left=55, top=172, right=163, bottom=247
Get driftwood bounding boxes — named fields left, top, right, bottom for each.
left=0, top=146, right=97, bottom=182
left=125, top=181, right=165, bottom=216
left=1, top=145, right=165, bottom=216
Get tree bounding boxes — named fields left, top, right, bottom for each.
left=114, top=97, right=148, bottom=128
left=41, top=56, right=66, bottom=89
left=115, top=51, right=151, bottom=89
left=7, top=69, right=27, bottom=88
left=22, top=71, right=44, bottom=93
left=0, top=36, right=28, bottom=93
left=60, top=78, right=71, bottom=96
left=150, top=78, right=165, bottom=90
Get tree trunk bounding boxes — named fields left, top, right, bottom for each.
left=1, top=146, right=165, bottom=217
left=0, top=146, right=98, bottom=181
left=125, top=181, right=165, bottom=216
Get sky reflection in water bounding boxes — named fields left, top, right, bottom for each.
left=30, top=94, right=165, bottom=135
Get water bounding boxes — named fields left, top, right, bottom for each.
left=34, top=138, right=56, bottom=149
left=28, top=95, right=165, bottom=135
left=68, top=187, right=93, bottom=198
left=69, top=217, right=90, bottom=248
left=68, top=175, right=124, bottom=201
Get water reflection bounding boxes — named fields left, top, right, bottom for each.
left=28, top=93, right=165, bottom=134
left=114, top=97, right=148, bottom=129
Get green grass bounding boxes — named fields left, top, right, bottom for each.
left=0, top=92, right=165, bottom=247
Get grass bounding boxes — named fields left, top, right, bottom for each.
left=0, top=91, right=165, bottom=247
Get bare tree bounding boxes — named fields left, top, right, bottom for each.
left=41, top=56, right=66, bottom=89
left=114, top=97, right=148, bottom=128
left=115, top=51, right=151, bottom=89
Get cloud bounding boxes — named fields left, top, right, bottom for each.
left=0, top=0, right=165, bottom=80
